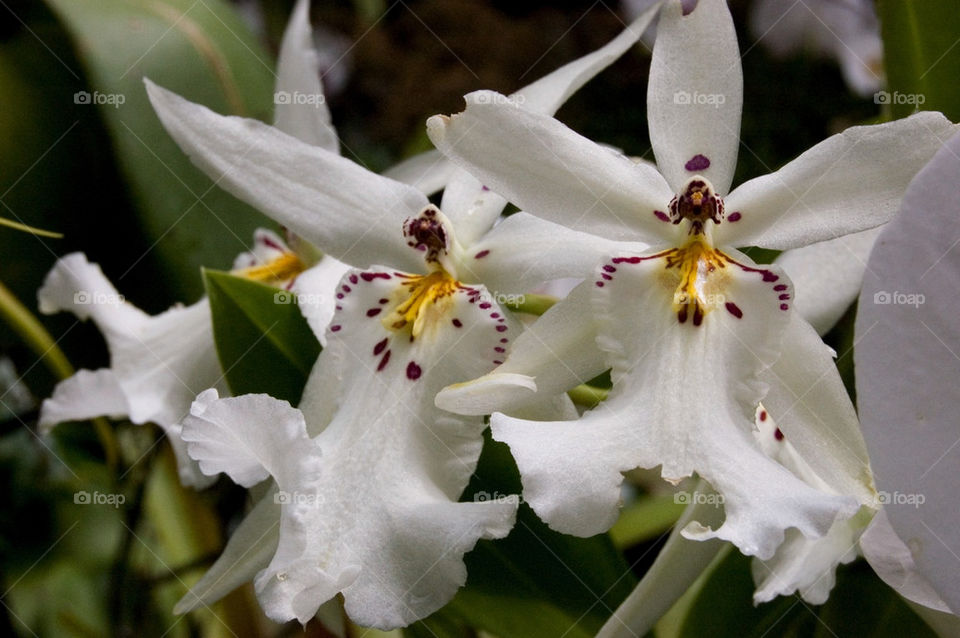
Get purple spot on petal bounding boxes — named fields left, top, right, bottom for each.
left=773, top=284, right=788, bottom=291
left=601, top=273, right=612, bottom=280
left=496, top=325, right=508, bottom=332
left=603, top=265, right=616, bottom=273
left=774, top=428, right=784, bottom=441
left=406, top=361, right=422, bottom=380
left=759, top=410, right=768, bottom=422
left=493, top=360, right=503, bottom=365
left=491, top=312, right=500, bottom=318
left=378, top=350, right=391, bottom=371
left=727, top=212, right=741, bottom=222
left=342, top=285, right=351, bottom=293
left=684, top=154, right=710, bottom=172
left=494, top=347, right=505, bottom=353
left=474, top=250, right=490, bottom=259
left=336, top=293, right=344, bottom=299
left=330, top=325, right=341, bottom=332
left=762, top=272, right=779, bottom=283
left=595, top=281, right=605, bottom=287
left=452, top=318, right=462, bottom=328
left=780, top=303, right=789, bottom=311
left=654, top=210, right=670, bottom=222
left=500, top=338, right=508, bottom=343
left=367, top=308, right=382, bottom=317
left=725, top=302, right=743, bottom=319
left=361, top=272, right=391, bottom=281
left=373, top=338, right=388, bottom=355
left=349, top=274, right=358, bottom=284
left=779, top=294, right=790, bottom=300
left=481, top=185, right=490, bottom=192
left=480, top=302, right=491, bottom=309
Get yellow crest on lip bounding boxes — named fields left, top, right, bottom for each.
left=662, top=237, right=731, bottom=326
left=233, top=252, right=305, bottom=286
left=383, top=269, right=461, bottom=339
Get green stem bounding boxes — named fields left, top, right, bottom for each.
left=0, top=216, right=63, bottom=238
left=502, top=293, right=557, bottom=316
left=567, top=383, right=608, bottom=407
left=0, top=278, right=118, bottom=469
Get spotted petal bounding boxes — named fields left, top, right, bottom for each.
left=273, top=0, right=338, bottom=152
left=720, top=111, right=959, bottom=250
left=647, top=0, right=742, bottom=194
left=145, top=80, right=428, bottom=272
left=492, top=248, right=856, bottom=558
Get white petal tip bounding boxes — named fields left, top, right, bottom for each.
left=435, top=373, right=538, bottom=415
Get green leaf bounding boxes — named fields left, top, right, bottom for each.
left=434, top=431, right=636, bottom=638
left=609, top=493, right=684, bottom=549
left=879, top=0, right=960, bottom=122
left=675, top=549, right=937, bottom=638
left=203, top=270, right=319, bottom=403
left=43, top=0, right=277, bottom=299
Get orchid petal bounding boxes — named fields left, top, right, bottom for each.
left=439, top=167, right=508, bottom=246
left=457, top=212, right=634, bottom=293
left=493, top=250, right=856, bottom=557
left=761, top=313, right=875, bottom=504
left=514, top=2, right=660, bottom=115
left=647, top=0, right=742, bottom=194
left=856, top=129, right=960, bottom=615
left=860, top=510, right=952, bottom=613
left=427, top=96, right=675, bottom=244
left=273, top=0, right=338, bottom=152
left=291, top=258, right=352, bottom=347
left=39, top=369, right=128, bottom=432
left=381, top=149, right=455, bottom=196
left=721, top=112, right=958, bottom=250
left=436, top=280, right=605, bottom=416
left=175, top=490, right=280, bottom=613
left=145, top=80, right=428, bottom=272
left=774, top=228, right=880, bottom=335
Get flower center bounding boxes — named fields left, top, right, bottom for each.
left=382, top=268, right=462, bottom=339
left=663, top=237, right=731, bottom=326
left=669, top=176, right=725, bottom=234
left=233, top=251, right=305, bottom=285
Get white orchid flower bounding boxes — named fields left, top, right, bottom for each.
left=35, top=0, right=358, bottom=488
left=149, top=5, right=661, bottom=628
left=427, top=0, right=959, bottom=560
left=856, top=128, right=960, bottom=617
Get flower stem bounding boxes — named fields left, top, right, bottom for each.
left=502, top=293, right=557, bottom=316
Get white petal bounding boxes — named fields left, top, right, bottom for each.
left=427, top=96, right=675, bottom=244
left=494, top=248, right=856, bottom=557
left=860, top=510, right=952, bottom=613
left=436, top=280, right=606, bottom=416
left=761, top=313, right=875, bottom=504
left=456, top=212, right=635, bottom=293
left=721, top=112, right=959, bottom=250
left=381, top=149, right=455, bottom=196
left=647, top=0, right=742, bottom=194
left=39, top=369, right=129, bottom=432
left=38, top=253, right=226, bottom=428
left=182, top=389, right=314, bottom=488
left=231, top=227, right=291, bottom=271
left=439, top=167, right=508, bottom=246
left=856, top=129, right=960, bottom=615
left=175, top=490, right=280, bottom=613
left=145, top=80, right=428, bottom=272
left=513, top=2, right=660, bottom=116
left=774, top=228, right=880, bottom=335
left=273, top=0, right=338, bottom=152
left=291, top=257, right=352, bottom=346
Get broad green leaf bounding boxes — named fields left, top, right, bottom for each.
left=879, top=0, right=960, bottom=122
left=43, top=0, right=277, bottom=299
left=204, top=270, right=319, bottom=403
left=675, top=550, right=937, bottom=638
left=609, top=493, right=684, bottom=549
left=435, top=431, right=637, bottom=638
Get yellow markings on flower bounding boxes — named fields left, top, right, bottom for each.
left=662, top=237, right=731, bottom=326
left=234, top=252, right=305, bottom=286
left=383, top=268, right=461, bottom=339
